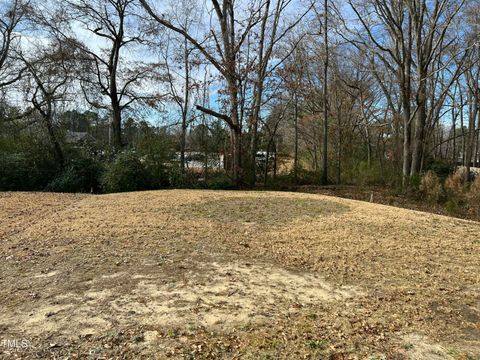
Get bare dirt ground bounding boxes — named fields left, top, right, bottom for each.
left=0, top=190, right=479, bottom=359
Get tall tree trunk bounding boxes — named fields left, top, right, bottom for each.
left=273, top=139, right=277, bottom=178
left=264, top=141, right=271, bottom=187
left=202, top=70, right=209, bottom=180
left=248, top=0, right=274, bottom=187
left=321, top=0, right=329, bottom=185
left=180, top=117, right=187, bottom=175
left=228, top=70, right=243, bottom=187
left=293, top=91, right=299, bottom=182
left=402, top=96, right=412, bottom=186
left=228, top=78, right=242, bottom=186
left=475, top=112, right=480, bottom=168
left=109, top=35, right=122, bottom=150
left=465, top=92, right=478, bottom=181
left=452, top=95, right=457, bottom=165
left=336, top=124, right=341, bottom=185
left=460, top=89, right=465, bottom=165
left=180, top=37, right=190, bottom=176
left=410, top=68, right=427, bottom=176
left=401, top=44, right=412, bottom=187
left=401, top=9, right=413, bottom=187
left=231, top=126, right=242, bottom=186
left=44, top=105, right=64, bottom=167
left=111, top=101, right=122, bottom=149
left=249, top=121, right=258, bottom=186
left=249, top=80, right=262, bottom=186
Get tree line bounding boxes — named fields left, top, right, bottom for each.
left=0, top=0, right=479, bottom=193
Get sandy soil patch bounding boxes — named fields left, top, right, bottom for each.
left=0, top=190, right=478, bottom=359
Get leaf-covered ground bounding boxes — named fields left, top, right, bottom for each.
left=0, top=190, right=479, bottom=359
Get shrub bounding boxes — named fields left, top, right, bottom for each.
left=445, top=199, right=459, bottom=215
left=290, top=168, right=321, bottom=186
left=46, top=156, right=102, bottom=193
left=420, top=171, right=442, bottom=203
left=348, top=160, right=399, bottom=187
left=101, top=151, right=150, bottom=193
left=466, top=175, right=480, bottom=216
left=444, top=167, right=467, bottom=199
left=442, top=168, right=469, bottom=216
left=427, top=160, right=454, bottom=180
left=0, top=152, right=57, bottom=191
left=207, top=172, right=236, bottom=190
left=166, top=164, right=185, bottom=188
left=265, top=168, right=320, bottom=188
left=143, top=157, right=170, bottom=189
left=135, top=124, right=173, bottom=188
left=0, top=153, right=34, bottom=190
left=407, top=173, right=422, bottom=192
left=469, top=175, right=480, bottom=200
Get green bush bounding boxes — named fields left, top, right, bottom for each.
left=408, top=173, right=422, bottom=191
left=296, top=169, right=321, bottom=185
left=445, top=199, right=460, bottom=215
left=142, top=156, right=170, bottom=189
left=207, top=173, right=236, bottom=189
left=357, top=161, right=378, bottom=186
left=135, top=124, right=173, bottom=188
left=167, top=165, right=203, bottom=188
left=0, top=152, right=57, bottom=191
left=0, top=153, right=32, bottom=190
left=101, top=151, right=150, bottom=193
left=165, top=164, right=184, bottom=188
left=46, top=156, right=102, bottom=193
left=269, top=168, right=320, bottom=187
left=427, top=160, right=454, bottom=180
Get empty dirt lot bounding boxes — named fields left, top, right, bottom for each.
left=0, top=190, right=479, bottom=359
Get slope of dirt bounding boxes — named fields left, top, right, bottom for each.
left=0, top=190, right=479, bottom=359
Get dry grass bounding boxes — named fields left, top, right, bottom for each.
left=468, top=176, right=480, bottom=202
left=420, top=171, right=443, bottom=203
left=0, top=190, right=479, bottom=359
left=445, top=168, right=468, bottom=198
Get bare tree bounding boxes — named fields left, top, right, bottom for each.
left=348, top=0, right=414, bottom=186
left=140, top=0, right=251, bottom=184
left=65, top=0, right=160, bottom=149
left=19, top=39, right=80, bottom=165
left=348, top=0, right=465, bottom=186
left=246, top=0, right=311, bottom=186
left=463, top=50, right=479, bottom=178
left=407, top=0, right=465, bottom=175
left=140, top=0, right=308, bottom=186
left=279, top=39, right=306, bottom=182
left=0, top=0, right=28, bottom=89
left=160, top=0, right=201, bottom=176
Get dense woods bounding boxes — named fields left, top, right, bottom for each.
left=0, top=0, right=479, bottom=209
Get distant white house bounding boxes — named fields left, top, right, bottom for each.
left=255, top=151, right=276, bottom=165
left=176, top=152, right=224, bottom=171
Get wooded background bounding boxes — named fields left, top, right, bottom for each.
left=0, top=0, right=479, bottom=198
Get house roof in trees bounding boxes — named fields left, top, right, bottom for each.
left=65, top=131, right=96, bottom=144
